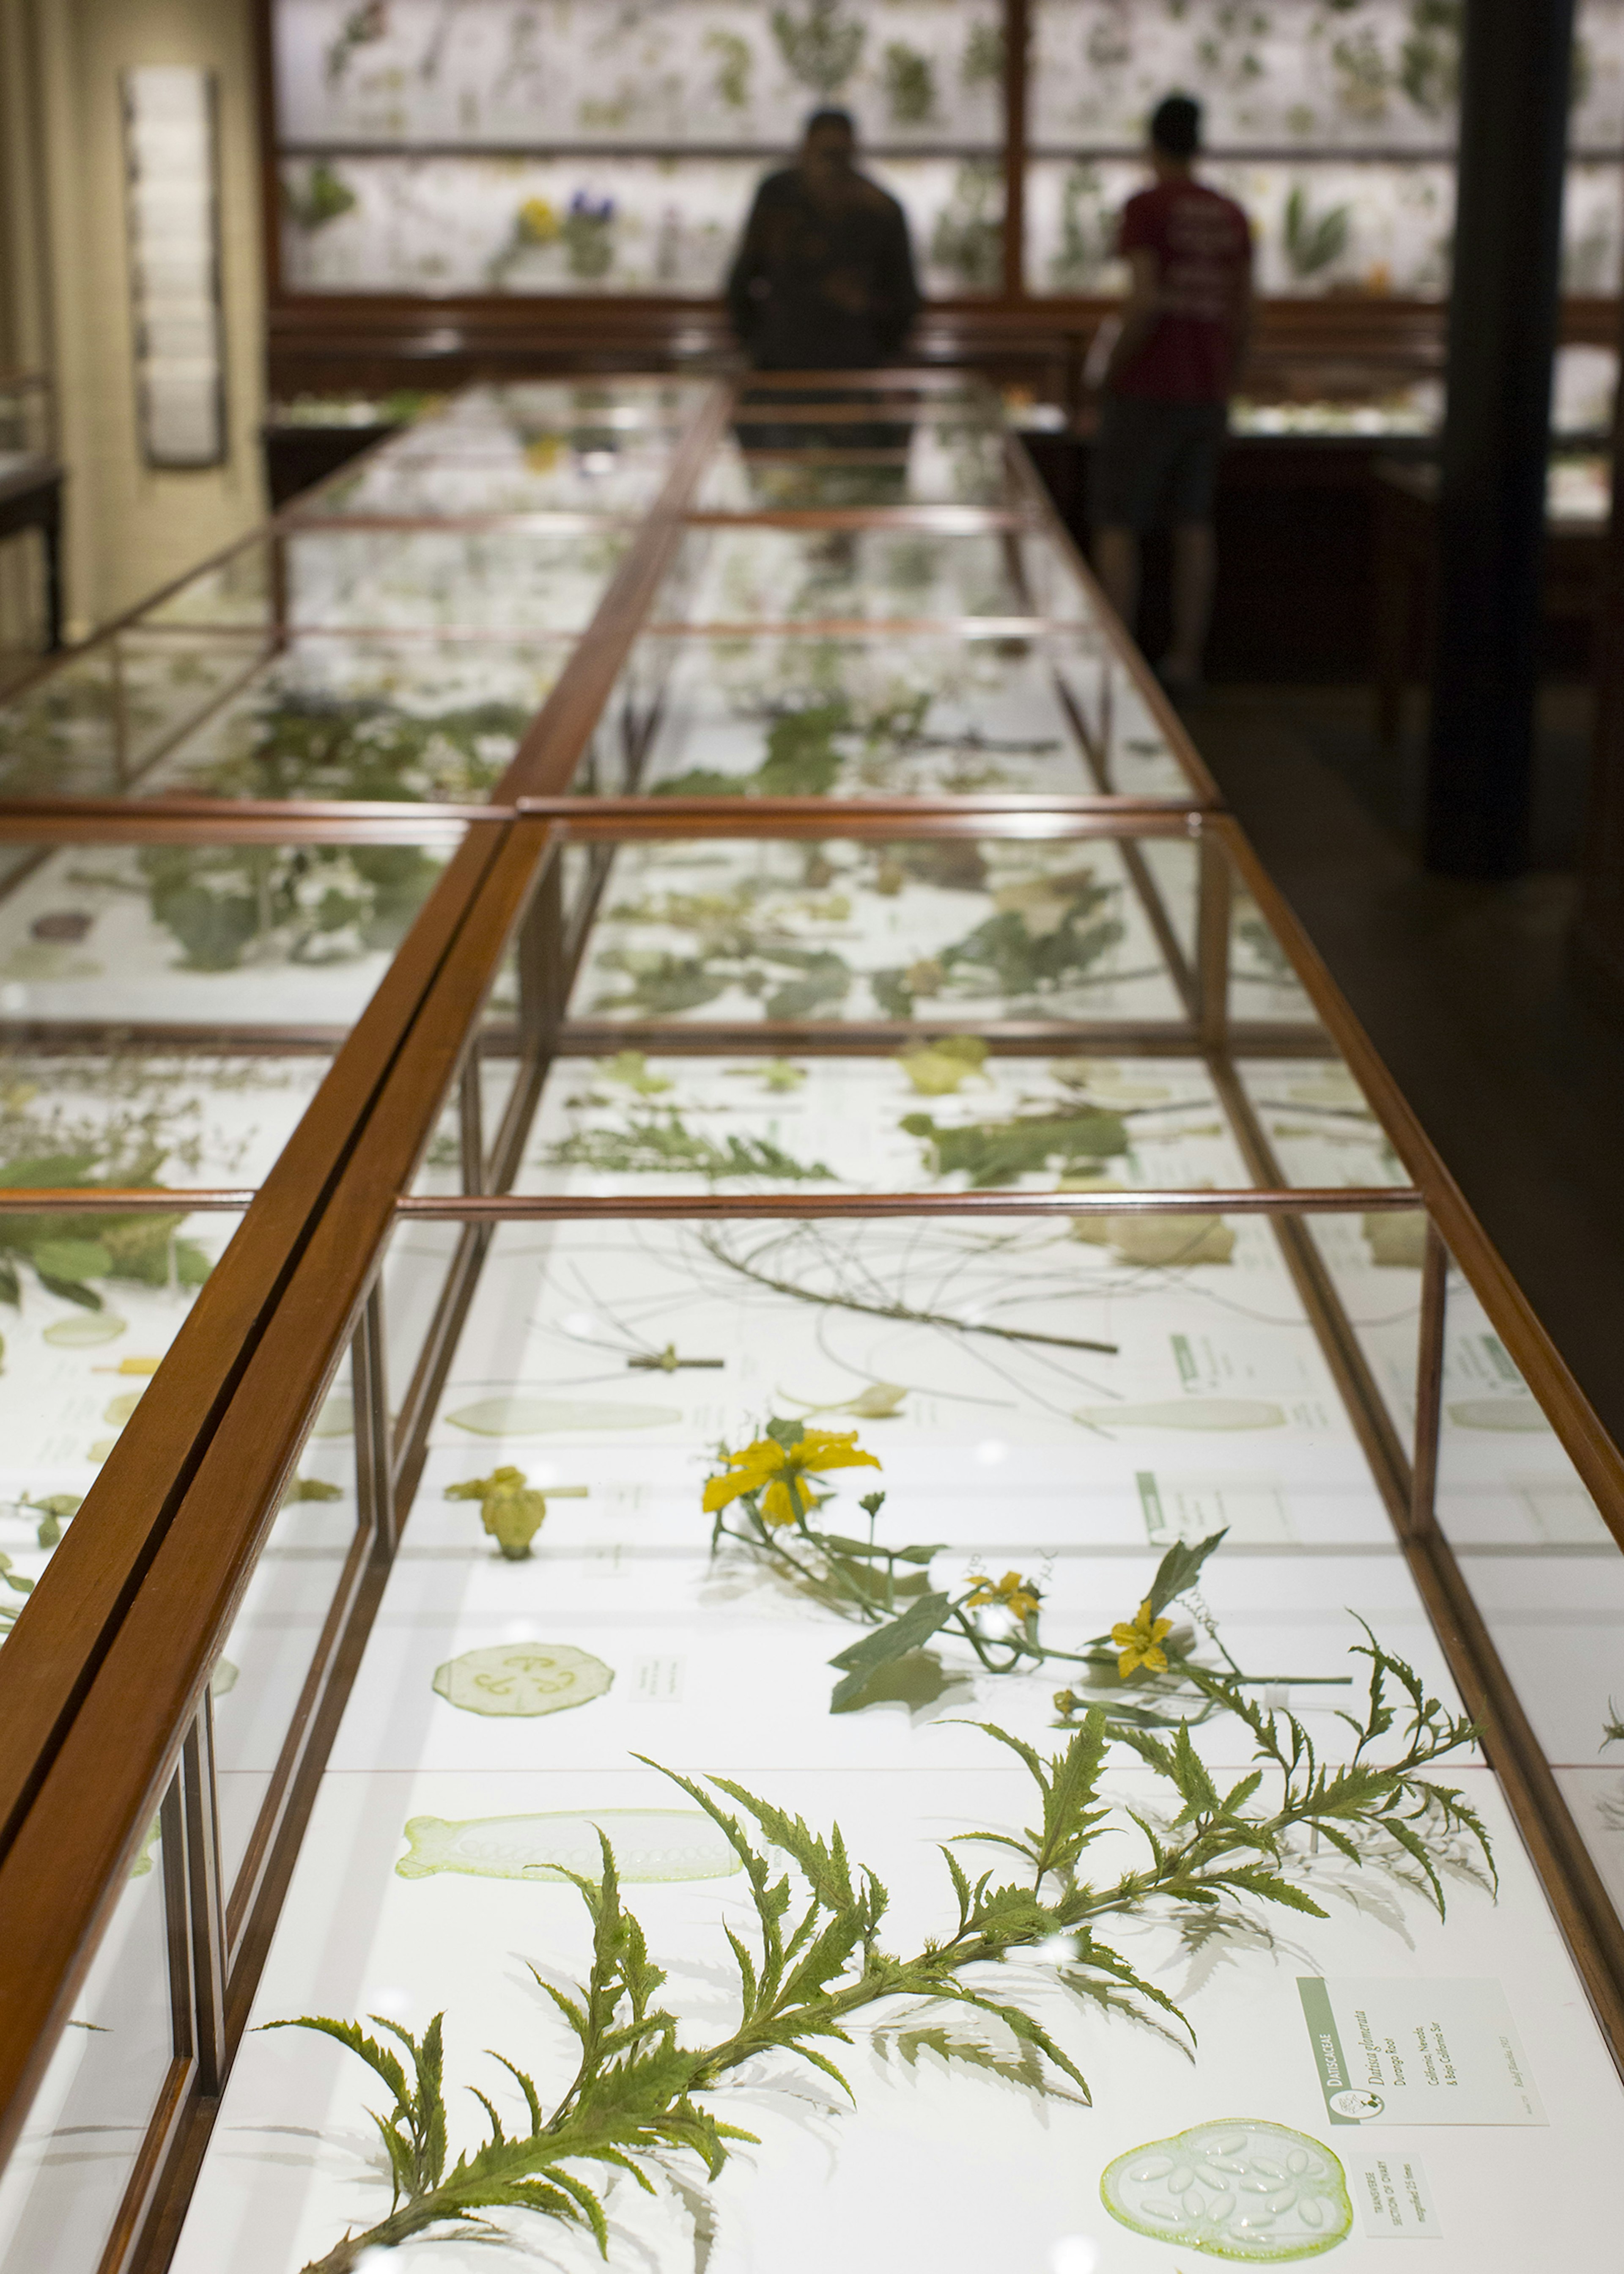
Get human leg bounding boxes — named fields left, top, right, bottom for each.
left=1090, top=395, right=1160, bottom=636
left=1093, top=524, right=1141, bottom=630
left=1166, top=519, right=1216, bottom=685
left=1160, top=403, right=1227, bottom=687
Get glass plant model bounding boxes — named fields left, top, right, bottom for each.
left=703, top=1419, right=1352, bottom=1721
left=276, top=1656, right=1490, bottom=2270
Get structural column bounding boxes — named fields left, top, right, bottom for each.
left=1424, top=0, right=1576, bottom=878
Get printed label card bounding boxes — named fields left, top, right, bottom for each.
left=1137, top=1469, right=1296, bottom=1546
left=1298, top=1978, right=1544, bottom=2125
left=1350, top=2152, right=1442, bottom=2239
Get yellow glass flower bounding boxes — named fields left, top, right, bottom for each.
left=1111, top=1597, right=1174, bottom=1678
left=517, top=195, right=560, bottom=244
left=702, top=1426, right=880, bottom=1528
left=966, top=1569, right=1042, bottom=1623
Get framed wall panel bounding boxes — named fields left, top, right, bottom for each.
left=122, top=68, right=228, bottom=472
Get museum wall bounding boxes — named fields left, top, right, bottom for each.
left=6, top=0, right=266, bottom=639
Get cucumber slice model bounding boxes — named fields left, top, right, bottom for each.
left=1101, top=2119, right=1352, bottom=2260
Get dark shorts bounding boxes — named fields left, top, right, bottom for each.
left=1091, top=395, right=1228, bottom=532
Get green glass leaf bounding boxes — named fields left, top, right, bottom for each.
left=828, top=1592, right=955, bottom=1711
left=30, top=1238, right=112, bottom=1283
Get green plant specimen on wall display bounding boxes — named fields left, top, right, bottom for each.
left=275, top=1673, right=1491, bottom=2271
left=883, top=42, right=937, bottom=126
left=961, top=20, right=1003, bottom=88
left=1400, top=0, right=1462, bottom=115
left=1282, top=185, right=1351, bottom=279
left=771, top=0, right=864, bottom=94
left=705, top=29, right=751, bottom=110
left=283, top=160, right=357, bottom=232
left=930, top=165, right=1004, bottom=291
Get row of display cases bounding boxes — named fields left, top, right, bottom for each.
left=0, top=372, right=1621, bottom=2274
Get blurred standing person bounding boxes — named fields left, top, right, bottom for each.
left=1091, top=94, right=1253, bottom=698
left=727, top=109, right=920, bottom=371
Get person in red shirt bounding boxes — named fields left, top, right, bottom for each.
left=1091, top=95, right=1253, bottom=697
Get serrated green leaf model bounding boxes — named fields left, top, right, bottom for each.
left=277, top=1663, right=1492, bottom=2271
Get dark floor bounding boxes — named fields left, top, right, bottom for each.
left=1191, top=680, right=1624, bottom=1453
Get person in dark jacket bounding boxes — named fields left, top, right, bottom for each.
left=727, top=110, right=920, bottom=371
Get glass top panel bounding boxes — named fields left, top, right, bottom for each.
left=624, top=629, right=1095, bottom=799
left=400, top=379, right=708, bottom=444
left=291, top=446, right=670, bottom=522
left=1235, top=1057, right=1402, bottom=1187
left=0, top=833, right=460, bottom=1034
left=1079, top=648, right=1201, bottom=798
left=0, top=1042, right=332, bottom=1193
left=140, top=541, right=275, bottom=633
left=279, top=527, right=632, bottom=634
left=1428, top=1257, right=1624, bottom=1938
left=734, top=374, right=1001, bottom=412
left=170, top=1189, right=1624, bottom=2274
left=514, top=1047, right=1250, bottom=1197
left=568, top=833, right=1191, bottom=1028
left=0, top=1802, right=177, bottom=2273
left=697, top=415, right=1020, bottom=514
left=139, top=528, right=630, bottom=637
left=127, top=632, right=567, bottom=805
left=0, top=1042, right=331, bottom=1661
left=0, top=650, right=127, bottom=800
left=291, top=377, right=698, bottom=521
left=664, top=526, right=1043, bottom=628
left=1229, top=882, right=1321, bottom=1030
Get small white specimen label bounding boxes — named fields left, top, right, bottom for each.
left=1351, top=2153, right=1441, bottom=2239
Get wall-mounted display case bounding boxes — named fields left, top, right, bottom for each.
left=259, top=0, right=1624, bottom=417
left=0, top=375, right=1623, bottom=2274
left=266, top=0, right=1624, bottom=299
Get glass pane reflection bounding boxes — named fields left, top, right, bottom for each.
left=0, top=1809, right=178, bottom=2272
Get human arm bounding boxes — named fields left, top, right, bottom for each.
left=872, top=197, right=922, bottom=356
left=1227, top=230, right=1254, bottom=391
left=1102, top=246, right=1161, bottom=391
left=725, top=184, right=773, bottom=347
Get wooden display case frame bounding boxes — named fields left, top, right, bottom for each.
left=0, top=371, right=1621, bottom=2273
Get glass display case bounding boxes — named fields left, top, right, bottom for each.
left=0, top=372, right=1622, bottom=2274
